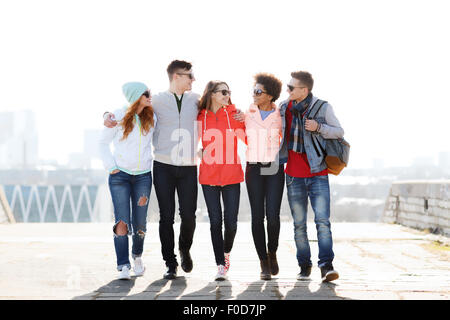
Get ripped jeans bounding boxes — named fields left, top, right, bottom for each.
left=109, top=170, right=152, bottom=271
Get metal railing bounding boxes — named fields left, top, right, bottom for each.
left=2, top=185, right=112, bottom=223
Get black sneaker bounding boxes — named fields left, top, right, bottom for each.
left=320, top=264, right=339, bottom=282
left=297, top=265, right=312, bottom=280
left=179, top=249, right=193, bottom=273
left=163, top=265, right=177, bottom=280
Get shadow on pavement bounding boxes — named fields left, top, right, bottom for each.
left=73, top=276, right=189, bottom=300
left=284, top=280, right=349, bottom=300
left=179, top=280, right=233, bottom=300
left=235, top=280, right=283, bottom=300
left=73, top=277, right=137, bottom=300
left=125, top=276, right=187, bottom=300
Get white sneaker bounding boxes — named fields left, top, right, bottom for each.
left=133, top=257, right=146, bottom=276
left=214, top=265, right=227, bottom=281
left=118, top=266, right=131, bottom=280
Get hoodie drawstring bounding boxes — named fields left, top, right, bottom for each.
left=203, top=107, right=232, bottom=135
left=223, top=108, right=232, bottom=132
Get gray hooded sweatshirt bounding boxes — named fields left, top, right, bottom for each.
left=151, top=90, right=200, bottom=166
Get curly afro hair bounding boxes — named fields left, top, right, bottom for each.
left=254, top=73, right=282, bottom=102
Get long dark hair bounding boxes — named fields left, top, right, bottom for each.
left=198, top=80, right=232, bottom=112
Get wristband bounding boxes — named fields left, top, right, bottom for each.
left=316, top=123, right=321, bottom=133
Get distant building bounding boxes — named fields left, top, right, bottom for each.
left=0, top=110, right=38, bottom=169
left=438, top=152, right=450, bottom=168
left=67, top=152, right=91, bottom=169
left=372, top=158, right=384, bottom=170
left=412, top=156, right=436, bottom=167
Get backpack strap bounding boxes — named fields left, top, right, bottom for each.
left=306, top=99, right=327, bottom=119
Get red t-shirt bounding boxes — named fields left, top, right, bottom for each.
left=285, top=100, right=328, bottom=178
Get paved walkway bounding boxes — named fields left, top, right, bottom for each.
left=0, top=222, right=448, bottom=300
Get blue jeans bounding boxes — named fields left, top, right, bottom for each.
left=286, top=174, right=334, bottom=268
left=202, top=183, right=240, bottom=266
left=108, top=170, right=152, bottom=271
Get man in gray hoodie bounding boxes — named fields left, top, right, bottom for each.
left=104, top=60, right=199, bottom=279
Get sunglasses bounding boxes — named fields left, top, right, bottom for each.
left=287, top=84, right=306, bottom=91
left=142, top=90, right=151, bottom=98
left=213, top=89, right=231, bottom=96
left=176, top=72, right=195, bottom=80
left=253, top=88, right=267, bottom=96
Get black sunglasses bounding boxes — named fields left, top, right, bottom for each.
left=253, top=88, right=267, bottom=96
left=176, top=72, right=195, bottom=80
left=213, top=89, right=231, bottom=96
left=142, top=90, right=151, bottom=98
left=287, top=84, right=306, bottom=91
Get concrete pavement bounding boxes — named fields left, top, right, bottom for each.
left=0, top=222, right=448, bottom=300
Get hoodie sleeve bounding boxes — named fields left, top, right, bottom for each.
left=98, top=109, right=123, bottom=172
left=98, top=126, right=118, bottom=172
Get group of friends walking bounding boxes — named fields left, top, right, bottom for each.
left=99, top=60, right=345, bottom=283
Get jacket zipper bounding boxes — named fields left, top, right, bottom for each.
left=135, top=114, right=142, bottom=170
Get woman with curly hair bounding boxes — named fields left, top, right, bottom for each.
left=244, top=73, right=284, bottom=280
left=99, top=82, right=156, bottom=280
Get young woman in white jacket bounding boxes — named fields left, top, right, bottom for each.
left=99, top=82, right=157, bottom=280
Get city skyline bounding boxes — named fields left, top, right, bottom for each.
left=1, top=1, right=449, bottom=170
left=1, top=108, right=450, bottom=171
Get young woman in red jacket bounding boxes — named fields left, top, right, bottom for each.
left=197, top=80, right=246, bottom=281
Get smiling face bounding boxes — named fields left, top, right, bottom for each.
left=252, top=83, right=273, bottom=107
left=173, top=68, right=195, bottom=92
left=211, top=83, right=231, bottom=107
left=135, top=90, right=152, bottom=115
left=140, top=90, right=152, bottom=107
left=287, top=78, right=308, bottom=102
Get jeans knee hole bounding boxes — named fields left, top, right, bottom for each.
left=113, top=220, right=128, bottom=236
left=138, top=195, right=148, bottom=207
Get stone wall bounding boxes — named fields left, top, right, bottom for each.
left=383, top=180, right=450, bottom=236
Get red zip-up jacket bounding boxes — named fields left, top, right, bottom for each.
left=197, top=104, right=246, bottom=186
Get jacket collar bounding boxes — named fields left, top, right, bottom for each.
left=202, top=104, right=235, bottom=116
left=248, top=103, right=279, bottom=127
left=248, top=103, right=277, bottom=113
left=280, top=95, right=318, bottom=113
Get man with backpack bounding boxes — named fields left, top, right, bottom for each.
left=278, top=71, right=345, bottom=282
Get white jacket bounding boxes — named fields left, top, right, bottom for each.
left=99, top=107, right=157, bottom=175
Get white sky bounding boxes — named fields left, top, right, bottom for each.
left=1, top=0, right=449, bottom=169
